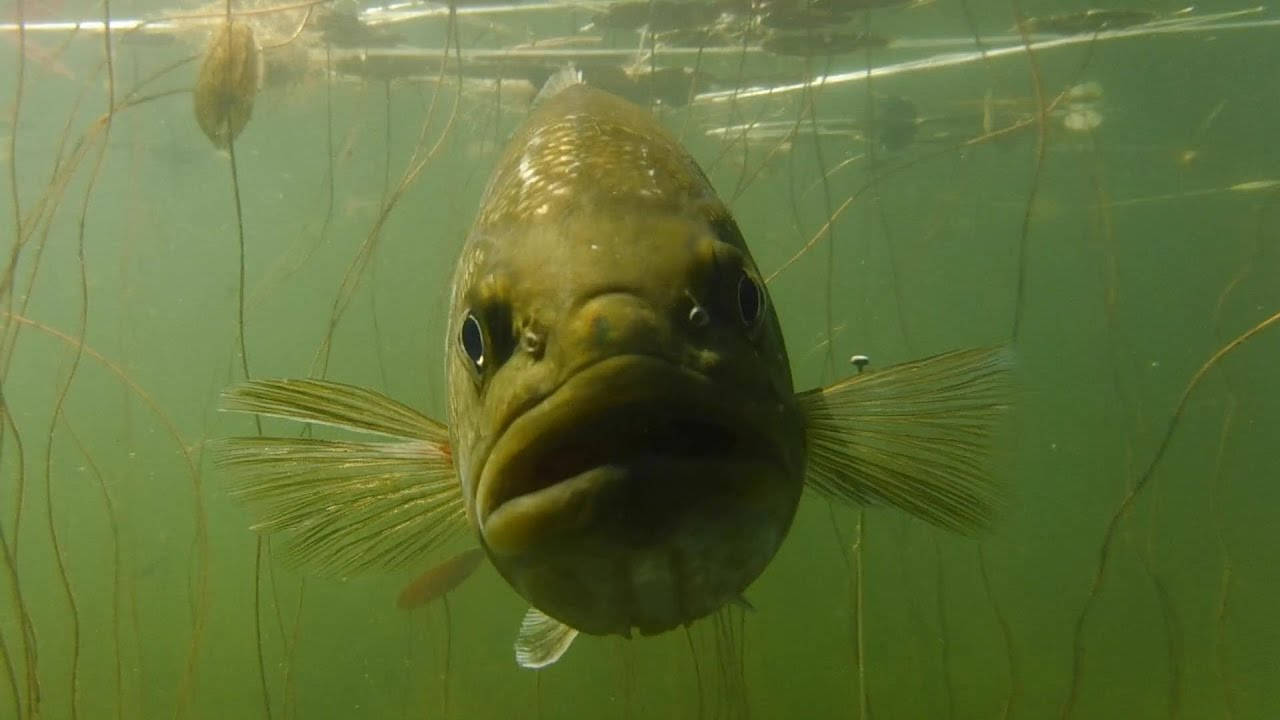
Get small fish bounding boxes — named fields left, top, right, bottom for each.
left=312, top=9, right=405, bottom=48
left=757, top=0, right=852, bottom=31
left=591, top=0, right=721, bottom=32
left=215, top=70, right=1009, bottom=668
left=1021, top=9, right=1158, bottom=35
left=762, top=29, right=890, bottom=56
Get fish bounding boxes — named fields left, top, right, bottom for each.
left=213, top=69, right=1010, bottom=669
left=761, top=29, right=891, bottom=57
left=311, top=8, right=406, bottom=48
left=1020, top=9, right=1158, bottom=36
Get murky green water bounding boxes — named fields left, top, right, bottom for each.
left=2, top=1, right=1278, bottom=718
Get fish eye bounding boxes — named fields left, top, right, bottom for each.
left=736, top=271, right=764, bottom=328
left=459, top=312, right=485, bottom=371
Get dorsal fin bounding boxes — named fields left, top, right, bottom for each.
left=532, top=65, right=583, bottom=109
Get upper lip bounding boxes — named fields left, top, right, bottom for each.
left=474, top=355, right=779, bottom=526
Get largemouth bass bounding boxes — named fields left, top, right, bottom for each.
left=215, top=71, right=1010, bottom=668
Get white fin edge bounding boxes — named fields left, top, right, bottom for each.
left=532, top=64, right=583, bottom=109
left=515, top=607, right=579, bottom=669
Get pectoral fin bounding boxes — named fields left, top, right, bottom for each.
left=396, top=547, right=486, bottom=610
left=796, top=346, right=1012, bottom=533
left=515, top=608, right=579, bottom=669
left=213, top=379, right=466, bottom=575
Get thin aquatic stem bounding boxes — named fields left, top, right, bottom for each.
left=2, top=0, right=26, bottom=315
left=280, top=578, right=306, bottom=720
left=824, top=503, right=859, bottom=712
left=684, top=624, right=705, bottom=720
left=977, top=542, right=1016, bottom=719
left=60, top=415, right=124, bottom=720
left=1007, top=1, right=1048, bottom=342
left=719, top=31, right=765, bottom=202
left=932, top=534, right=955, bottom=720
left=38, top=1, right=118, bottom=707
left=1060, top=307, right=1280, bottom=719
left=1207, top=206, right=1257, bottom=717
left=167, top=0, right=334, bottom=23
left=1209, top=401, right=1237, bottom=718
left=854, top=509, right=868, bottom=720
left=0, top=507, right=36, bottom=720
left=1, top=57, right=123, bottom=390
left=618, top=636, right=635, bottom=720
left=217, top=18, right=275, bottom=718
left=441, top=593, right=452, bottom=720
left=1, top=315, right=207, bottom=720
left=310, top=8, right=465, bottom=378
left=861, top=10, right=912, bottom=356
left=533, top=665, right=544, bottom=720
left=0, top=628, right=17, bottom=720
left=765, top=82, right=1072, bottom=286
left=803, top=52, right=838, bottom=379
left=1205, top=195, right=1275, bottom=719
left=0, top=394, right=37, bottom=719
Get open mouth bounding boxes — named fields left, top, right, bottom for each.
left=476, top=355, right=777, bottom=553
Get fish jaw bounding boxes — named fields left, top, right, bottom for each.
left=474, top=354, right=804, bottom=637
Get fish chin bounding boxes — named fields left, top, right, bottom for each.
left=475, top=355, right=803, bottom=636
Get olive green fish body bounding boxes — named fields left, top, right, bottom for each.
left=446, top=84, right=806, bottom=636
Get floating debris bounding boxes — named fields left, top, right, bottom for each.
left=762, top=29, right=889, bottom=56
left=1229, top=179, right=1280, bottom=193
left=811, top=0, right=917, bottom=11
left=652, top=22, right=755, bottom=48
left=313, top=8, right=405, bottom=48
left=577, top=64, right=711, bottom=107
left=117, top=28, right=181, bottom=48
left=591, top=0, right=721, bottom=32
left=1061, top=106, right=1102, bottom=132
left=1022, top=9, right=1159, bottom=35
left=1059, top=80, right=1103, bottom=132
left=333, top=52, right=433, bottom=81
left=193, top=21, right=264, bottom=149
left=757, top=6, right=849, bottom=30
left=512, top=34, right=605, bottom=51
left=876, top=95, right=918, bottom=150
left=1064, top=80, right=1103, bottom=104
left=629, top=66, right=712, bottom=106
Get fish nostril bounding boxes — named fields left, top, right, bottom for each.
left=687, top=304, right=710, bottom=329
left=521, top=328, right=545, bottom=358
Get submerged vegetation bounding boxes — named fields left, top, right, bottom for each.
left=2, top=0, right=1278, bottom=717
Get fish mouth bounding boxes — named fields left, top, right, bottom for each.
left=476, top=355, right=784, bottom=557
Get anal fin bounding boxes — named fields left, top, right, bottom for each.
left=515, top=607, right=579, bottom=669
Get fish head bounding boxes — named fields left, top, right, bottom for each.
left=446, top=85, right=806, bottom=637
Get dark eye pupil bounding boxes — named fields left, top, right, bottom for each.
left=737, top=273, right=762, bottom=326
left=460, top=314, right=485, bottom=369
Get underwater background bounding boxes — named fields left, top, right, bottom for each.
left=2, top=0, right=1278, bottom=717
